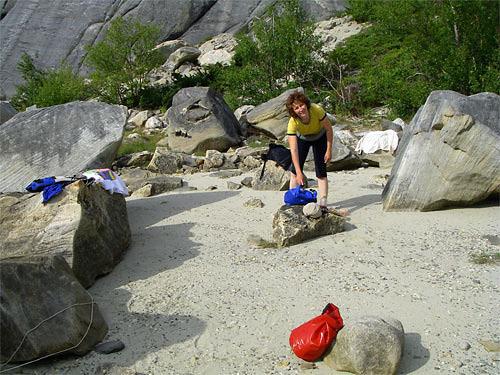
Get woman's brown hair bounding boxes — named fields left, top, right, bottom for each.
left=286, top=91, right=311, bottom=118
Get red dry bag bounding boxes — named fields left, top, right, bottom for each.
left=289, top=303, right=344, bottom=362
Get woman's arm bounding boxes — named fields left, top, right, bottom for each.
left=288, top=135, right=305, bottom=185
left=321, top=117, right=333, bottom=163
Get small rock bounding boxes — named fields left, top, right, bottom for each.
left=95, top=363, right=136, bottom=375
left=95, top=339, right=125, bottom=354
left=209, top=170, right=242, bottom=178
left=241, top=176, right=254, bottom=187
left=303, top=202, right=321, bottom=218
left=227, top=181, right=242, bottom=190
left=206, top=185, right=217, bottom=191
left=299, top=361, right=317, bottom=370
left=244, top=198, right=264, bottom=208
left=131, top=184, right=153, bottom=198
left=460, top=341, right=471, bottom=351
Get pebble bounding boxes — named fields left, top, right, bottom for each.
left=94, top=339, right=125, bottom=354
left=460, top=341, right=471, bottom=351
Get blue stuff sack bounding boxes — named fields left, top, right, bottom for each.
left=284, top=186, right=317, bottom=205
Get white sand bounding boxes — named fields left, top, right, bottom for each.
left=21, top=167, right=499, bottom=374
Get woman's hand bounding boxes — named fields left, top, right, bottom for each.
left=295, top=171, right=306, bottom=186
left=324, top=149, right=332, bottom=163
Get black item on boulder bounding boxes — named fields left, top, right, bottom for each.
left=259, top=143, right=292, bottom=179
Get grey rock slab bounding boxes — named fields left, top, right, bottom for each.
left=181, top=0, right=346, bottom=44
left=382, top=91, right=500, bottom=211
left=0, top=101, right=127, bottom=193
left=0, top=255, right=108, bottom=363
left=0, top=0, right=216, bottom=97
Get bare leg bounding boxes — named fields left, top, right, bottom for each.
left=318, top=177, right=328, bottom=207
left=318, top=176, right=349, bottom=216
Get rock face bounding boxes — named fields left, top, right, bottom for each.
left=246, top=88, right=304, bottom=139
left=166, top=87, right=241, bottom=154
left=272, top=205, right=345, bottom=247
left=382, top=91, right=500, bottom=211
left=0, top=255, right=108, bottom=363
left=0, top=181, right=131, bottom=288
left=0, top=101, right=127, bottom=193
left=180, top=0, right=347, bottom=44
left=0, top=0, right=346, bottom=97
left=324, top=316, right=405, bottom=375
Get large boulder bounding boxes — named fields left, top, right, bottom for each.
left=382, top=91, right=500, bottom=211
left=0, top=101, right=127, bottom=193
left=0, top=255, right=108, bottom=363
left=324, top=316, right=405, bottom=375
left=0, top=0, right=346, bottom=97
left=0, top=181, right=131, bottom=288
left=0, top=100, right=17, bottom=124
left=272, top=205, right=345, bottom=247
left=163, top=46, right=201, bottom=71
left=246, top=88, right=304, bottom=140
left=166, top=87, right=241, bottom=154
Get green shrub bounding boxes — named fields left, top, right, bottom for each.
left=210, top=0, right=324, bottom=109
left=326, top=0, right=499, bottom=117
left=117, top=131, right=165, bottom=157
left=11, top=54, right=89, bottom=111
left=85, top=17, right=164, bottom=106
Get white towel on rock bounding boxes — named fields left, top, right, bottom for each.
left=355, top=129, right=399, bottom=154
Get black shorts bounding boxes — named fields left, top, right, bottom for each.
left=289, top=132, right=328, bottom=178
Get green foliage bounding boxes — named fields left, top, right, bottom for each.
left=211, top=0, right=324, bottom=109
left=333, top=0, right=500, bottom=117
left=469, top=252, right=500, bottom=265
left=117, top=131, right=165, bottom=157
left=136, top=69, right=215, bottom=109
left=85, top=17, right=163, bottom=106
left=11, top=53, right=89, bottom=111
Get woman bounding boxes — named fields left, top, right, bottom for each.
left=286, top=91, right=347, bottom=215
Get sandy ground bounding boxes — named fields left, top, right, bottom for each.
left=14, top=166, right=499, bottom=375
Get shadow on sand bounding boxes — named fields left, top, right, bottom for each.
left=14, top=190, right=239, bottom=374
left=399, top=332, right=430, bottom=374
left=334, top=193, right=382, bottom=213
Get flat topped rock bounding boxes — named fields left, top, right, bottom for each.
left=0, top=101, right=127, bottom=193
left=272, top=204, right=345, bottom=247
left=0, top=180, right=130, bottom=288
